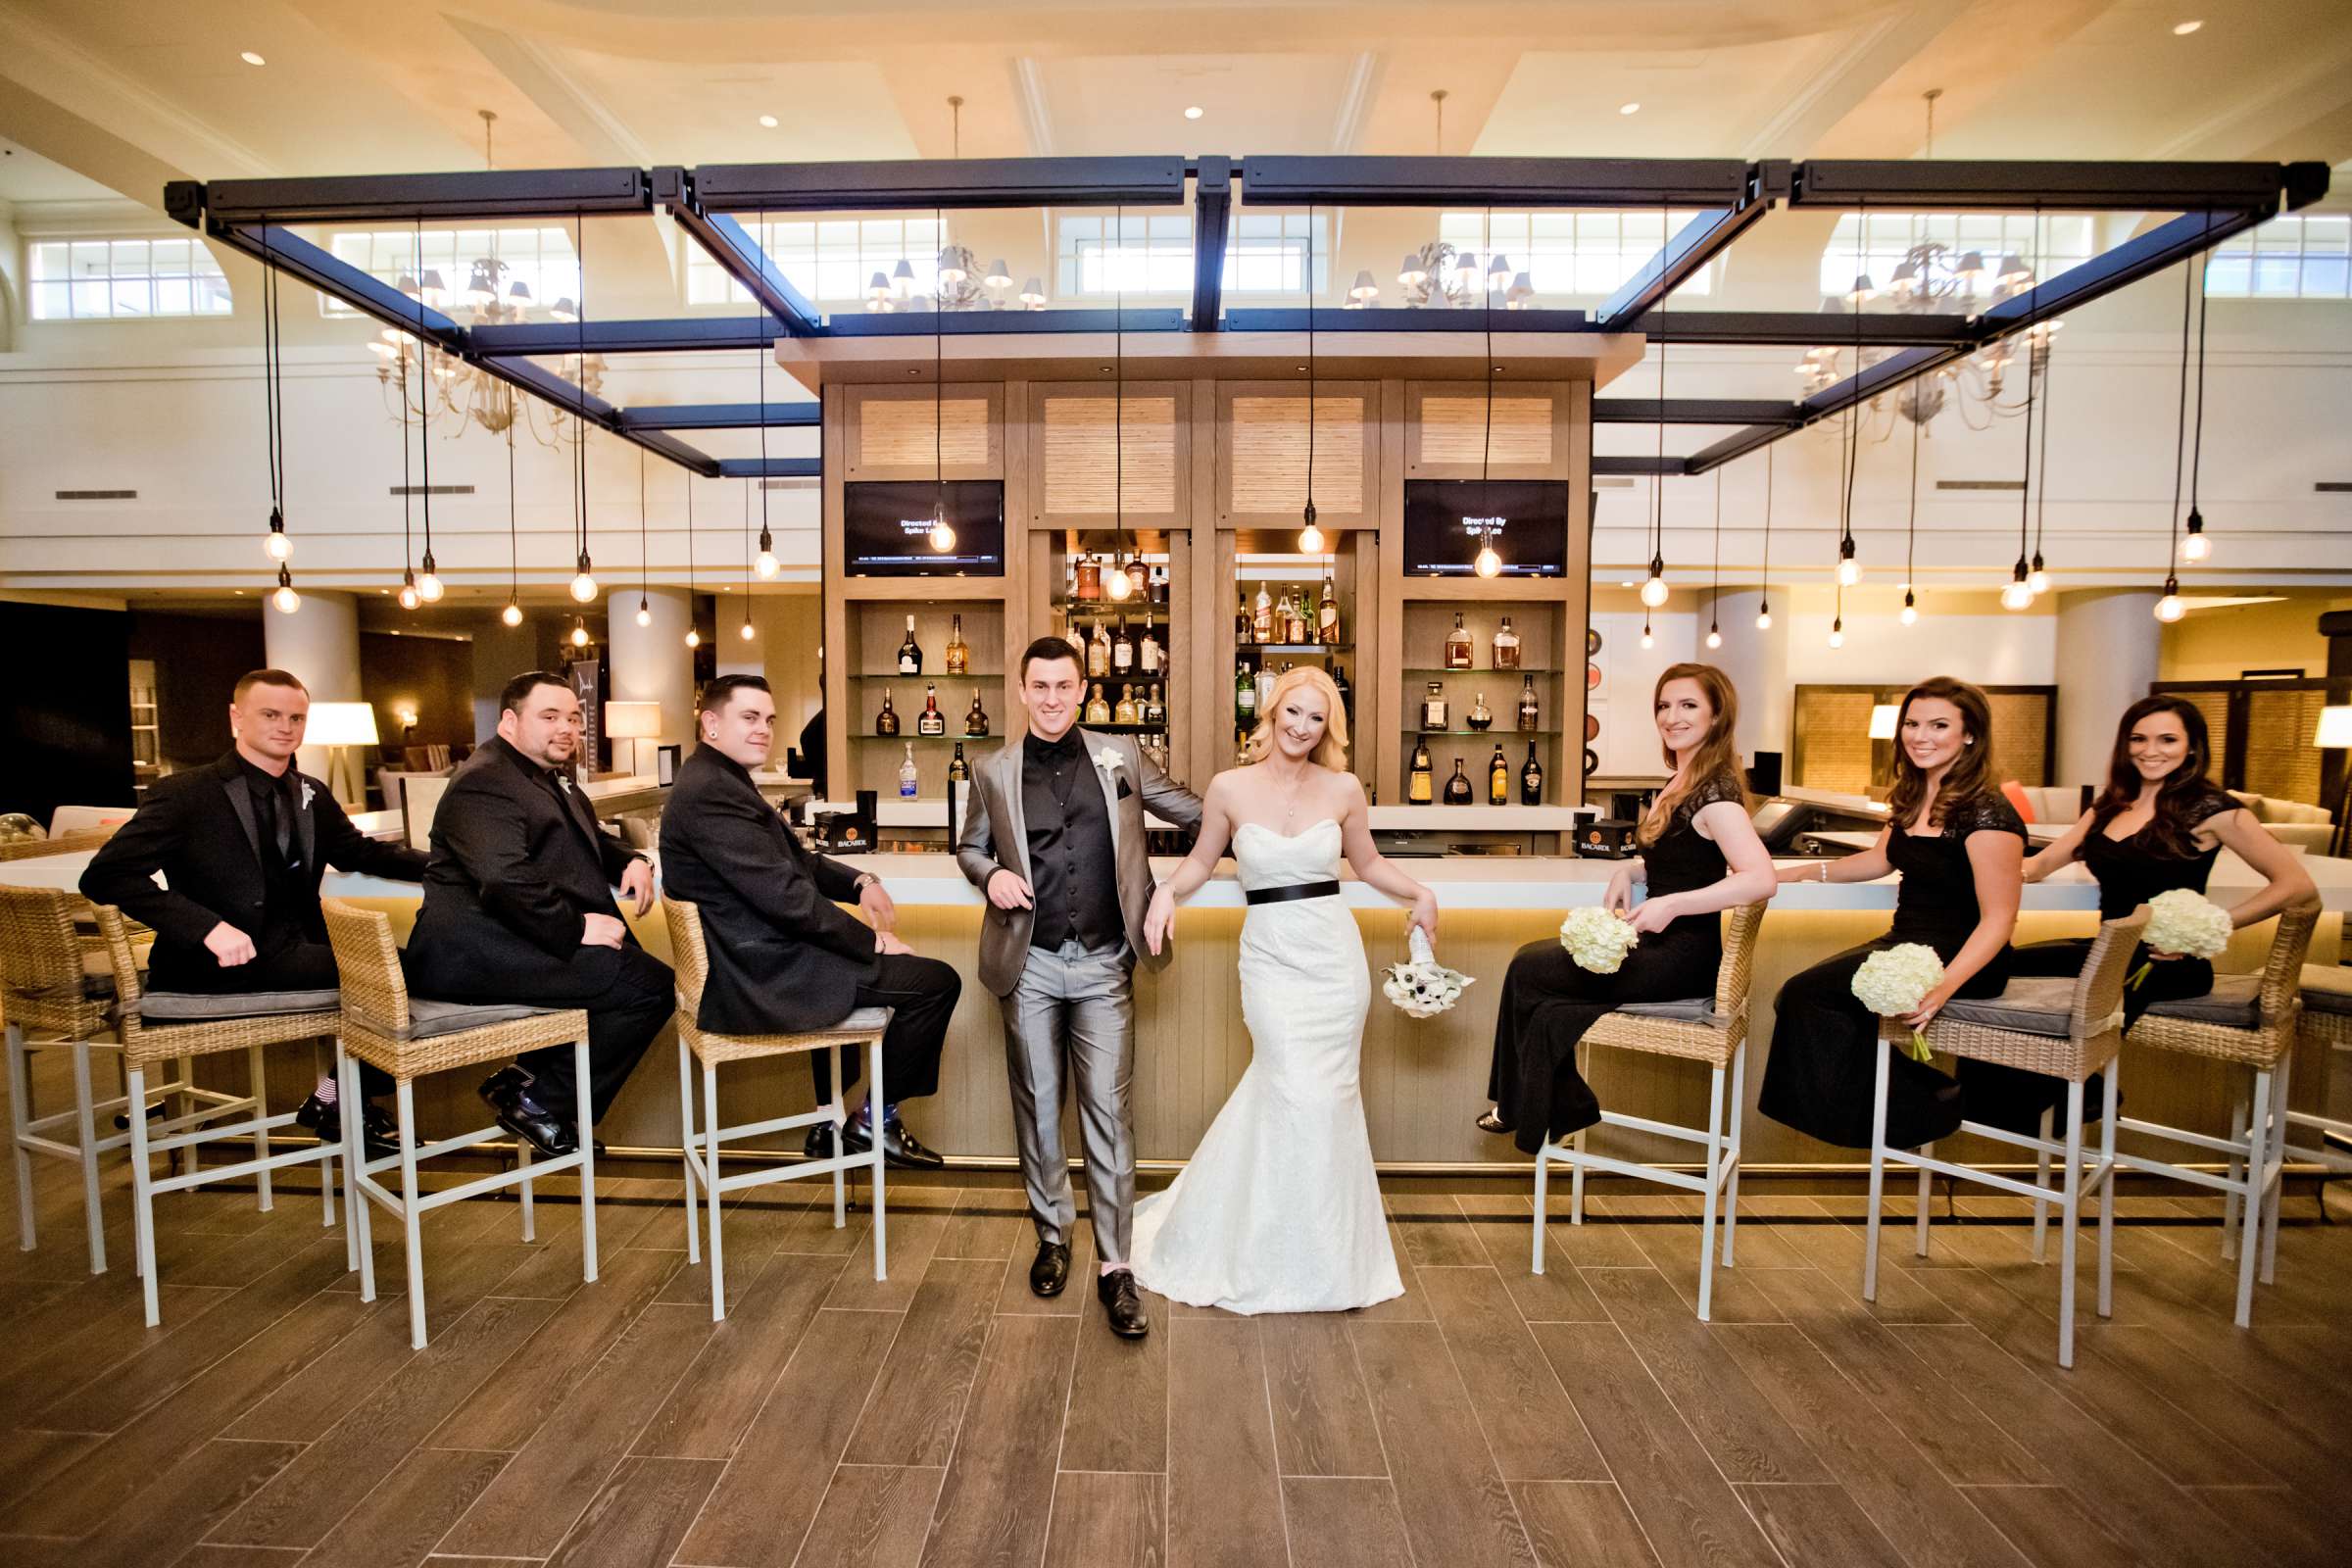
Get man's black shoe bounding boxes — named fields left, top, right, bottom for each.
left=1030, top=1241, right=1071, bottom=1298
left=478, top=1073, right=576, bottom=1157
left=295, top=1093, right=397, bottom=1159
left=837, top=1113, right=947, bottom=1172
left=1098, top=1267, right=1150, bottom=1339
left=805, top=1121, right=844, bottom=1160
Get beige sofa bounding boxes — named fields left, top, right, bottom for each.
left=2228, top=792, right=2334, bottom=854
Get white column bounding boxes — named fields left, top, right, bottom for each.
left=605, top=587, right=696, bottom=767
left=2053, top=589, right=2160, bottom=789
left=1700, top=588, right=1790, bottom=772
left=262, top=589, right=362, bottom=784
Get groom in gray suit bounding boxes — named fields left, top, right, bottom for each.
left=956, top=635, right=1202, bottom=1339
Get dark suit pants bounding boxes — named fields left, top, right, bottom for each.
left=416, top=941, right=673, bottom=1128
left=147, top=939, right=391, bottom=1098
left=808, top=953, right=960, bottom=1107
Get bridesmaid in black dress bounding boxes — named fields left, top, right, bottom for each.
left=1965, top=695, right=2314, bottom=1131
left=1758, top=677, right=2026, bottom=1150
left=1481, top=663, right=1777, bottom=1154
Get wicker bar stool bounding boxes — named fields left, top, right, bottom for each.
left=1534, top=901, right=1767, bottom=1322
left=2279, top=964, right=2352, bottom=1197
left=320, top=899, right=594, bottom=1348
left=2109, top=903, right=2320, bottom=1328
left=664, top=897, right=889, bottom=1321
left=1869, top=906, right=2147, bottom=1369
left=85, top=905, right=347, bottom=1323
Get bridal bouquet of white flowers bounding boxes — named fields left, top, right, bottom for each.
left=1852, top=943, right=1946, bottom=1062
left=1383, top=927, right=1472, bottom=1018
left=1559, top=906, right=1640, bottom=975
left=2133, top=888, right=2233, bottom=989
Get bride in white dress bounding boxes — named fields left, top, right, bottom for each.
left=1134, top=666, right=1440, bottom=1314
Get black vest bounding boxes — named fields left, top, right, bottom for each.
left=1022, top=735, right=1121, bottom=953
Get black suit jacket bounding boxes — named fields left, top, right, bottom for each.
left=79, top=751, right=426, bottom=991
left=659, top=744, right=879, bottom=1034
left=405, top=736, right=647, bottom=998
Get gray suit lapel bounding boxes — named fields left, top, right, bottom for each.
left=1000, top=737, right=1030, bottom=881
left=1080, top=728, right=1123, bottom=855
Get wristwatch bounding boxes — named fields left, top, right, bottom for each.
left=852, top=871, right=881, bottom=895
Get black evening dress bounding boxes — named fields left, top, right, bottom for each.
left=1757, top=791, right=2028, bottom=1151
left=1487, top=771, right=1744, bottom=1155
left=1962, top=785, right=2239, bottom=1133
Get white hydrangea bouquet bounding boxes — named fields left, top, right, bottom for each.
left=2133, top=888, right=2233, bottom=989
left=1852, top=943, right=1947, bottom=1062
left=1559, top=906, right=1641, bottom=974
left=1384, top=927, right=1473, bottom=1018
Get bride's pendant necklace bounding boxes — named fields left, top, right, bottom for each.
left=1277, top=760, right=1309, bottom=827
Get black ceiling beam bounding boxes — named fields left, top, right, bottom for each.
left=470, top=317, right=784, bottom=356
left=686, top=156, right=1186, bottom=213
left=714, top=458, right=822, bottom=479
left=1596, top=161, right=1789, bottom=325
left=824, top=308, right=1191, bottom=337
left=1622, top=310, right=1976, bottom=346
left=614, top=403, right=820, bottom=432
left=1593, top=399, right=1804, bottom=426
left=174, top=169, right=649, bottom=225
left=1222, top=306, right=1592, bottom=332
left=1192, top=156, right=1232, bottom=332
left=652, top=169, right=823, bottom=338
left=1593, top=456, right=1694, bottom=476
left=1788, top=158, right=2328, bottom=213
left=1238, top=156, right=1755, bottom=208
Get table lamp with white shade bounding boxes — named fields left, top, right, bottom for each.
left=604, top=701, right=663, bottom=777
left=1867, top=702, right=1901, bottom=794
left=303, top=702, right=380, bottom=808
left=2318, top=705, right=2352, bottom=858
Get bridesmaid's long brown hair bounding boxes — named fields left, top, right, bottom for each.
left=1638, top=662, right=1750, bottom=846
left=1884, top=676, right=1997, bottom=830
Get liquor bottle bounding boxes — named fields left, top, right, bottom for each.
left=897, top=614, right=922, bottom=675
left=875, top=687, right=900, bottom=736
left=1488, top=744, right=1510, bottom=806
left=1292, top=593, right=1311, bottom=646
left=1421, top=680, right=1449, bottom=732
left=947, top=742, right=970, bottom=782
left=1076, top=554, right=1102, bottom=602
left=1252, top=582, right=1274, bottom=643
left=1085, top=682, right=1111, bottom=726
left=1143, top=682, right=1166, bottom=726
left=1254, top=662, right=1276, bottom=721
left=1235, top=661, right=1258, bottom=728
left=1520, top=742, right=1544, bottom=805
left=1445, top=612, right=1474, bottom=669
left=917, top=684, right=946, bottom=736
left=1236, top=592, right=1252, bottom=646
left=1407, top=739, right=1434, bottom=804
left=964, top=689, right=991, bottom=736
left=945, top=613, right=969, bottom=675
left=1316, top=576, right=1340, bottom=644
left=898, top=743, right=919, bottom=798
left=1443, top=757, right=1474, bottom=806
left=1467, top=691, right=1494, bottom=731
left=1112, top=619, right=1134, bottom=674
left=1493, top=615, right=1521, bottom=670
left=1517, top=673, right=1541, bottom=732
left=1086, top=622, right=1109, bottom=678
left=1113, top=683, right=1138, bottom=725
left=1139, top=613, right=1162, bottom=675
left=1326, top=657, right=1354, bottom=725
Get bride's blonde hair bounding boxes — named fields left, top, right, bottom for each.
left=1245, top=665, right=1350, bottom=771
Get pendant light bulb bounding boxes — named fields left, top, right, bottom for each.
left=1639, top=555, right=1669, bottom=607
left=568, top=552, right=599, bottom=603
left=1836, top=536, right=1862, bottom=587
left=739, top=618, right=756, bottom=642
left=1104, top=559, right=1134, bottom=601
left=927, top=496, right=956, bottom=553
left=754, top=529, right=779, bottom=578
left=1704, top=623, right=1722, bottom=651
left=1474, top=541, right=1502, bottom=578
left=635, top=599, right=652, bottom=628
left=501, top=600, right=524, bottom=628
left=2000, top=561, right=2033, bottom=612
left=397, top=572, right=420, bottom=612
left=1639, top=628, right=1654, bottom=651
left=270, top=565, right=300, bottom=614
left=1298, top=501, right=1324, bottom=556
left=1829, top=616, right=1845, bottom=650
left=2028, top=554, right=2050, bottom=595
left=2179, top=509, right=2210, bottom=563
left=263, top=510, right=292, bottom=561
left=416, top=552, right=444, bottom=604
left=2154, top=577, right=2185, bottom=623
left=685, top=626, right=702, bottom=649
left=1754, top=604, right=1773, bottom=631
left=1899, top=590, right=1918, bottom=627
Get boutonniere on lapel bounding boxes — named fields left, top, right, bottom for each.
left=556, top=774, right=575, bottom=795
left=299, top=782, right=314, bottom=810
left=1092, top=747, right=1125, bottom=777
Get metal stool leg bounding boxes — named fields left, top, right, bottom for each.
left=2259, top=1054, right=2291, bottom=1289
left=1864, top=1041, right=1892, bottom=1303
left=575, top=1037, right=597, bottom=1286
left=2058, top=1081, right=2084, bottom=1369
left=334, top=1045, right=358, bottom=1274
left=1696, top=1064, right=1724, bottom=1323
left=677, top=1036, right=700, bottom=1265
left=1531, top=1143, right=1549, bottom=1275
left=128, top=1065, right=158, bottom=1324
left=315, top=1040, right=336, bottom=1231
left=831, top=1041, right=847, bottom=1230
left=2032, top=1105, right=2054, bottom=1263
left=7, top=1023, right=33, bottom=1251
left=704, top=1059, right=724, bottom=1320
left=396, top=1080, right=426, bottom=1349
left=2231, top=1067, right=2270, bottom=1328
left=346, top=1053, right=375, bottom=1299
left=1914, top=1142, right=1934, bottom=1260
left=2222, top=1086, right=2250, bottom=1260
left=2097, top=1067, right=2120, bottom=1319
left=1568, top=1041, right=1587, bottom=1225
left=248, top=1043, right=273, bottom=1213
left=71, top=1042, right=107, bottom=1274
left=869, top=1037, right=887, bottom=1283
left=1721, top=1045, right=1744, bottom=1269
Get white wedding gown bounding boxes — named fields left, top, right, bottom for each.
left=1130, top=818, right=1403, bottom=1314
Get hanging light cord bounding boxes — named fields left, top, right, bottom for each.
left=638, top=447, right=650, bottom=602
left=1708, top=468, right=1722, bottom=630
left=2166, top=243, right=2195, bottom=566
left=1839, top=200, right=1866, bottom=559
left=1760, top=445, right=1774, bottom=607
left=1116, top=202, right=1126, bottom=554
left=2034, top=332, right=2052, bottom=569
left=1303, top=203, right=1315, bottom=529
left=1906, top=394, right=1921, bottom=588
left=415, top=220, right=433, bottom=569
left=759, top=207, right=773, bottom=552
left=1651, top=201, right=1668, bottom=573
left=260, top=223, right=284, bottom=525
left=684, top=468, right=695, bottom=591
left=574, top=211, right=590, bottom=565
left=507, top=423, right=519, bottom=601
left=1481, top=205, right=1494, bottom=528
left=938, top=206, right=949, bottom=517
left=2016, top=212, right=2039, bottom=574
left=2188, top=215, right=2211, bottom=513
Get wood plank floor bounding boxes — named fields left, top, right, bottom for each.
left=2, top=1066, right=2347, bottom=1567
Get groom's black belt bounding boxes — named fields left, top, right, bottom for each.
left=1245, top=880, right=1342, bottom=906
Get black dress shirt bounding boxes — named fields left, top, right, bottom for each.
left=1022, top=729, right=1122, bottom=953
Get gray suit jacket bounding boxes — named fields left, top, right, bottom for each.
left=956, top=729, right=1203, bottom=998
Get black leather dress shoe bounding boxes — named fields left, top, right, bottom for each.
left=478, top=1074, right=575, bottom=1158
left=295, top=1094, right=398, bottom=1159
left=1098, top=1267, right=1150, bottom=1339
left=837, top=1113, right=947, bottom=1172
left=1030, top=1241, right=1071, bottom=1298
left=805, top=1122, right=843, bottom=1160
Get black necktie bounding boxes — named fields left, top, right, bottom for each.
left=252, top=775, right=289, bottom=859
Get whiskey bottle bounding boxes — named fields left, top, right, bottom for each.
left=947, top=742, right=970, bottom=782
left=944, top=613, right=969, bottom=675
left=1085, top=682, right=1111, bottom=726
left=1254, top=662, right=1276, bottom=720
left=1493, top=615, right=1521, bottom=669
left=1327, top=657, right=1354, bottom=725
left=964, top=689, right=991, bottom=736
left=1139, top=613, right=1162, bottom=675
left=1112, top=619, right=1134, bottom=674
left=1443, top=757, right=1474, bottom=806
left=1489, top=745, right=1510, bottom=805
left=897, top=742, right=919, bottom=798
left=1316, top=576, right=1340, bottom=644
left=1236, top=592, right=1252, bottom=646
left=1086, top=622, right=1109, bottom=678
left=1235, top=661, right=1258, bottom=728
left=897, top=614, right=922, bottom=675
left=1445, top=612, right=1474, bottom=669
left=1407, top=739, right=1434, bottom=804
left=1252, top=582, right=1274, bottom=643
left=1467, top=691, right=1494, bottom=731
left=917, top=684, right=946, bottom=736
left=1520, top=742, right=1545, bottom=806
left=875, top=687, right=900, bottom=737
left=1143, top=682, right=1166, bottom=726
left=1517, top=673, right=1541, bottom=732
left=1076, top=554, right=1102, bottom=602
left=1421, top=680, right=1449, bottom=732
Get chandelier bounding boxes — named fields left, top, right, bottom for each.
left=864, top=244, right=1034, bottom=313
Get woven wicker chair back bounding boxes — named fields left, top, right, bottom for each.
left=2256, top=904, right=2321, bottom=1029
left=2075, top=905, right=2151, bottom=1033
left=319, top=899, right=412, bottom=1032
left=662, top=898, right=710, bottom=1014
left=0, top=885, right=85, bottom=1006
left=0, top=826, right=118, bottom=862
left=87, top=905, right=147, bottom=1015
left=1711, top=902, right=1768, bottom=1020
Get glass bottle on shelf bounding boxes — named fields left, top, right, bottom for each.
left=1443, top=758, right=1474, bottom=806
left=1467, top=691, right=1494, bottom=731
left=1112, top=619, right=1134, bottom=674
left=1327, top=657, right=1353, bottom=725
left=1517, top=674, right=1541, bottom=732
left=1421, top=681, right=1449, bottom=732
left=1140, top=613, right=1161, bottom=674
left=1493, top=615, right=1521, bottom=669
left=1254, top=662, right=1276, bottom=721
left=1076, top=554, right=1102, bottom=601
left=1085, top=683, right=1112, bottom=726
left=1408, top=740, right=1434, bottom=804
left=1235, top=661, right=1257, bottom=728
left=1252, top=582, right=1274, bottom=643
left=897, top=614, right=922, bottom=675
left=945, top=614, right=969, bottom=674
left=1292, top=593, right=1312, bottom=645
left=1236, top=592, right=1252, bottom=646
left=898, top=742, right=919, bottom=798
left=1446, top=612, right=1474, bottom=669
left=917, top=684, right=946, bottom=736
left=1488, top=744, right=1509, bottom=806
left=1086, top=623, right=1109, bottom=677
left=1521, top=742, right=1544, bottom=805
left=1113, top=683, right=1139, bottom=725
left=875, top=687, right=900, bottom=736
left=1317, top=575, right=1340, bottom=643
left=1143, top=682, right=1166, bottom=726
left=964, top=689, right=991, bottom=737
left=1268, top=589, right=1290, bottom=644
left=948, top=742, right=970, bottom=783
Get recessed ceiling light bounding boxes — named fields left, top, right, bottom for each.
left=758, top=114, right=778, bottom=128
left=1184, top=105, right=1203, bottom=121
left=1618, top=102, right=1641, bottom=116
left=240, top=51, right=266, bottom=67
left=2173, top=19, right=2203, bottom=35
left=1620, top=580, right=1636, bottom=589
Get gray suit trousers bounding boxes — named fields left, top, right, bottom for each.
left=1002, top=938, right=1136, bottom=1264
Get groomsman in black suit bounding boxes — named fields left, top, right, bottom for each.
left=661, top=674, right=956, bottom=1169
left=80, top=668, right=428, bottom=1151
left=404, top=671, right=669, bottom=1157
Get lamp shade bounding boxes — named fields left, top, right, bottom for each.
left=1868, top=704, right=1901, bottom=741
left=304, top=703, right=380, bottom=747
left=604, top=701, right=663, bottom=740
left=2316, top=705, right=2352, bottom=750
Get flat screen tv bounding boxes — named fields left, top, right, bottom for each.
left=842, top=479, right=1005, bottom=577
left=1401, top=478, right=1569, bottom=577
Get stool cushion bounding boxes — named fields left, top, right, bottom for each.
left=2141, top=973, right=2263, bottom=1028
left=1939, top=976, right=2082, bottom=1038
left=820, top=1006, right=895, bottom=1034
left=2301, top=964, right=2352, bottom=1016
left=1614, top=998, right=1723, bottom=1024
left=351, top=997, right=566, bottom=1041
left=140, top=988, right=340, bottom=1020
